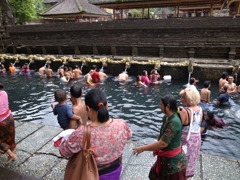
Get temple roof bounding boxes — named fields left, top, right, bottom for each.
left=41, top=0, right=110, bottom=18
left=90, top=0, right=225, bottom=9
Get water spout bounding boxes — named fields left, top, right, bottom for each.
left=100, top=66, right=104, bottom=72
left=80, top=64, right=84, bottom=71
left=187, top=73, right=192, bottom=85
left=124, top=68, right=127, bottom=74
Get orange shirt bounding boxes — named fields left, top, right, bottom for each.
left=9, top=66, right=16, bottom=72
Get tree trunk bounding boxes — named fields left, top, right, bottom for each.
left=0, top=0, right=14, bottom=26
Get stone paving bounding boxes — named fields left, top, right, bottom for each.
left=0, top=121, right=239, bottom=180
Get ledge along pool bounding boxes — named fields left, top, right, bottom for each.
left=1, top=72, right=240, bottom=160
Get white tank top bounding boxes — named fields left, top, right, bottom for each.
left=182, top=107, right=202, bottom=133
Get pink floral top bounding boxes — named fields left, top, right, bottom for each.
left=59, top=119, right=132, bottom=165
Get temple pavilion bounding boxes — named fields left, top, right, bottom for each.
left=41, top=0, right=111, bottom=22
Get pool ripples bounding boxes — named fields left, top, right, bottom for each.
left=1, top=74, right=240, bottom=160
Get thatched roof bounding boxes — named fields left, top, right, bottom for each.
left=41, top=0, right=110, bottom=18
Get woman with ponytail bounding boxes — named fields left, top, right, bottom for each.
left=60, top=88, right=132, bottom=180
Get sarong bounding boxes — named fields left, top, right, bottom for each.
left=181, top=131, right=201, bottom=177
left=99, top=164, right=122, bottom=180
left=0, top=115, right=16, bottom=152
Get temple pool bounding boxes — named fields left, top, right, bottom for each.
left=1, top=72, right=240, bottom=160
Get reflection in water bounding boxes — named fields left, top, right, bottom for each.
left=0, top=73, right=240, bottom=160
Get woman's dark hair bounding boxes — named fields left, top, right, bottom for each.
left=161, top=94, right=177, bottom=112
left=85, top=88, right=109, bottom=123
left=0, top=83, right=3, bottom=90
left=70, top=85, right=82, bottom=98
left=203, top=80, right=211, bottom=88
left=206, top=111, right=215, bottom=126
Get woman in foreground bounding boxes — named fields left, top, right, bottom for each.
left=60, top=88, right=132, bottom=179
left=133, top=94, right=187, bottom=180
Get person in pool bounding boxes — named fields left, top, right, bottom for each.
left=21, top=63, right=30, bottom=73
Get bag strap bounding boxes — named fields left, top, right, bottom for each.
left=86, top=125, right=91, bottom=149
left=82, top=125, right=91, bottom=150
left=186, top=108, right=194, bottom=141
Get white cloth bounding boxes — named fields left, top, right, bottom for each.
left=52, top=129, right=75, bottom=147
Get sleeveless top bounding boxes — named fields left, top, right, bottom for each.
left=182, top=107, right=202, bottom=133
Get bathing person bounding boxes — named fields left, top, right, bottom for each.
left=201, top=111, right=227, bottom=137
left=238, top=85, right=240, bottom=96
left=217, top=85, right=230, bottom=106
left=84, top=70, right=94, bottom=86
left=0, top=64, right=6, bottom=72
left=118, top=71, right=128, bottom=81
left=44, top=64, right=53, bottom=78
left=188, top=77, right=198, bottom=90
left=99, top=71, right=108, bottom=79
left=200, top=80, right=211, bottom=104
left=38, top=65, right=45, bottom=76
left=59, top=72, right=69, bottom=83
left=0, top=83, right=17, bottom=164
left=72, top=65, right=82, bottom=79
left=149, top=69, right=160, bottom=84
left=68, top=67, right=74, bottom=80
left=141, top=70, right=150, bottom=84
left=219, top=72, right=228, bottom=92
left=133, top=94, right=187, bottom=179
left=21, top=63, right=30, bottom=73
left=135, top=75, right=147, bottom=87
left=63, top=66, right=71, bottom=81
left=179, top=88, right=202, bottom=179
left=224, top=75, right=236, bottom=95
left=70, top=85, right=88, bottom=127
left=91, top=65, right=100, bottom=83
left=57, top=65, right=64, bottom=76
left=51, top=90, right=81, bottom=130
left=9, top=63, right=16, bottom=73
left=60, top=88, right=132, bottom=179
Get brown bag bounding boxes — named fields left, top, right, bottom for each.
left=64, top=125, right=99, bottom=180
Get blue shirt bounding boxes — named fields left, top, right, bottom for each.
left=218, top=92, right=229, bottom=105
left=53, top=104, right=74, bottom=129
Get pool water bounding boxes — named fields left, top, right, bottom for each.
left=1, top=72, right=240, bottom=160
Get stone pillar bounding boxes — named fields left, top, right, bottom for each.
left=132, top=46, right=138, bottom=56
left=12, top=46, right=16, bottom=54
left=42, top=46, right=47, bottom=54
left=111, top=46, right=117, bottom=55
left=188, top=47, right=195, bottom=58
left=74, top=46, right=80, bottom=55
left=159, top=46, right=164, bottom=57
left=58, top=46, right=63, bottom=54
left=229, top=47, right=236, bottom=60
left=93, top=46, right=98, bottom=55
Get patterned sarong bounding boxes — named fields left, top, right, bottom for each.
left=0, top=115, right=16, bottom=152
left=181, top=131, right=201, bottom=177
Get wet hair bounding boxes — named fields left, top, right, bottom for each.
left=179, top=88, right=200, bottom=106
left=143, top=70, right=147, bottom=75
left=54, top=90, right=67, bottom=103
left=203, top=80, right=211, bottom=88
left=46, top=64, right=50, bottom=68
left=222, top=85, right=228, bottom=92
left=206, top=111, right=215, bottom=126
left=70, top=85, right=82, bottom=98
left=64, top=66, right=68, bottom=71
left=85, top=88, right=109, bottom=123
left=0, top=83, right=3, bottom=90
left=190, top=77, right=195, bottom=85
left=75, top=65, right=79, bottom=68
left=221, top=72, right=228, bottom=79
left=161, top=94, right=177, bottom=112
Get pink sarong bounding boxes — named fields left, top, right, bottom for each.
left=181, top=131, right=201, bottom=177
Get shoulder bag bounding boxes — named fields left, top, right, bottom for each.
left=64, top=125, right=99, bottom=180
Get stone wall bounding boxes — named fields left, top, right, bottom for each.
left=5, top=17, right=240, bottom=60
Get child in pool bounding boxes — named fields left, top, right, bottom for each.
left=51, top=90, right=82, bottom=130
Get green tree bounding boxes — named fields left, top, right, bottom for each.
left=8, top=0, right=44, bottom=25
